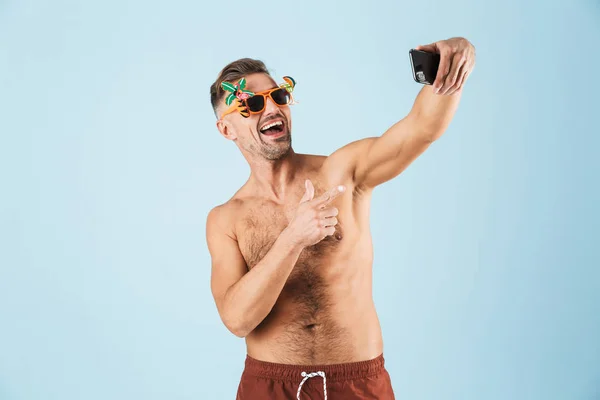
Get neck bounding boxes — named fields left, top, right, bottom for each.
left=247, top=149, right=300, bottom=201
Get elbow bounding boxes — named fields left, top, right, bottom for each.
left=416, top=120, right=446, bottom=143
left=417, top=126, right=444, bottom=144
left=223, top=315, right=253, bottom=338
left=229, top=325, right=250, bottom=338
left=429, top=126, right=448, bottom=142
left=217, top=294, right=260, bottom=338
left=410, top=112, right=449, bottom=143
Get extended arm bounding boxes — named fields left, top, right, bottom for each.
left=342, top=37, right=476, bottom=190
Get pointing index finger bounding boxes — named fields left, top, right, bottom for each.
left=314, top=185, right=346, bottom=207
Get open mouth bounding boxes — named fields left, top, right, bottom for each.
left=259, top=120, right=285, bottom=136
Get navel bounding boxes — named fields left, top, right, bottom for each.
left=304, top=323, right=320, bottom=331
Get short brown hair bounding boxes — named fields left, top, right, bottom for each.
left=209, top=58, right=270, bottom=117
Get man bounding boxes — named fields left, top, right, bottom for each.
left=207, top=37, right=476, bottom=399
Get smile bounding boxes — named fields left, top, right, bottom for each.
left=259, top=120, right=285, bottom=135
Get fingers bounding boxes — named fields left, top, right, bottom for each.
left=322, top=226, right=336, bottom=237
left=313, top=185, right=346, bottom=207
left=300, top=179, right=315, bottom=203
left=439, top=53, right=466, bottom=95
left=446, top=62, right=469, bottom=95
left=432, top=38, right=476, bottom=95
left=319, top=206, right=338, bottom=218
left=443, top=55, right=475, bottom=95
left=322, top=216, right=338, bottom=228
left=433, top=49, right=451, bottom=93
left=461, top=64, right=473, bottom=86
left=415, top=43, right=438, bottom=53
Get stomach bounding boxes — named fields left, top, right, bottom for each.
left=245, top=261, right=383, bottom=365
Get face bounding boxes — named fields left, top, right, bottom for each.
left=216, top=73, right=293, bottom=161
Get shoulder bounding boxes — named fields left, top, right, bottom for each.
left=206, top=197, right=245, bottom=239
left=327, top=137, right=376, bottom=163
left=302, top=138, right=377, bottom=183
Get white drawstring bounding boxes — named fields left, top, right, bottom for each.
left=297, top=370, right=327, bottom=399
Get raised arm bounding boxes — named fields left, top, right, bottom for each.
left=207, top=181, right=345, bottom=338
left=337, top=37, right=476, bottom=190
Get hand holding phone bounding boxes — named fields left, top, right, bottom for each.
left=409, top=49, right=441, bottom=85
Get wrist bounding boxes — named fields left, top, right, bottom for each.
left=279, top=228, right=305, bottom=253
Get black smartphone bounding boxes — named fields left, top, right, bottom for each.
left=409, top=49, right=440, bottom=85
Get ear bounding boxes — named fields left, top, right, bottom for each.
left=216, top=119, right=238, bottom=141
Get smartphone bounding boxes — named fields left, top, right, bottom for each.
left=409, top=49, right=440, bottom=85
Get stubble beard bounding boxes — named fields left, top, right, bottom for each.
left=260, top=131, right=292, bottom=160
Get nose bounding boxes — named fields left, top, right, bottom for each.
left=263, top=95, right=280, bottom=115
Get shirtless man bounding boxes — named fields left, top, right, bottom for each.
left=207, top=37, right=476, bottom=399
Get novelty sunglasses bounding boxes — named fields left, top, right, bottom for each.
left=219, top=76, right=297, bottom=119
left=220, top=87, right=292, bottom=119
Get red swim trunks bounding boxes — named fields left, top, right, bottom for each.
left=236, top=353, right=395, bottom=399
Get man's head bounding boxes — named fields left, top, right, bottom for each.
left=210, top=58, right=293, bottom=161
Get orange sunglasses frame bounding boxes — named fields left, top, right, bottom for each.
left=220, top=87, right=293, bottom=119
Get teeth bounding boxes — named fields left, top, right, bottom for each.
left=260, top=121, right=283, bottom=132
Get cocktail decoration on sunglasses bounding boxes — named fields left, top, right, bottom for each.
left=279, top=76, right=298, bottom=105
left=279, top=76, right=296, bottom=93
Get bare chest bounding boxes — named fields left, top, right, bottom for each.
left=237, top=201, right=345, bottom=272
left=236, top=200, right=348, bottom=333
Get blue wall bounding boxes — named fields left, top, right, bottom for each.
left=1, top=0, right=599, bottom=399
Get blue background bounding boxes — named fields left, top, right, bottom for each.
left=1, top=0, right=599, bottom=399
